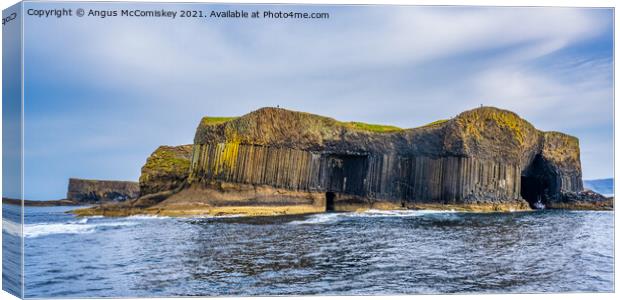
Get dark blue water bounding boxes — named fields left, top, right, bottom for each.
left=3, top=205, right=614, bottom=297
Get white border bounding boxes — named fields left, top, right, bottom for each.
left=0, top=1, right=617, bottom=300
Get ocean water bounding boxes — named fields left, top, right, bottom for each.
left=2, top=204, right=614, bottom=297
left=2, top=203, right=22, bottom=297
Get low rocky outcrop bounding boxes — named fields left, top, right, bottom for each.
left=549, top=190, right=613, bottom=210
left=3, top=197, right=79, bottom=206
left=73, top=106, right=611, bottom=217
left=139, top=145, right=193, bottom=196
left=67, top=178, right=139, bottom=203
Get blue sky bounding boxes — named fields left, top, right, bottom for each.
left=17, top=3, right=613, bottom=200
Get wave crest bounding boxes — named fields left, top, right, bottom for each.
left=24, top=221, right=137, bottom=238
left=289, top=209, right=458, bottom=225
left=2, top=219, right=22, bottom=236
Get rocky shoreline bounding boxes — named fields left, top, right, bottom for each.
left=71, top=199, right=613, bottom=218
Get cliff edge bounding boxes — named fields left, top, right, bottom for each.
left=67, top=178, right=139, bottom=203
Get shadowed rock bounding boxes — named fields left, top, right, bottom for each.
left=67, top=178, right=139, bottom=203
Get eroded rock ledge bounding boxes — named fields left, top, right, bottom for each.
left=73, top=106, right=612, bottom=217
left=67, top=178, right=139, bottom=203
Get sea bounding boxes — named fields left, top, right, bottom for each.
left=2, top=204, right=615, bottom=297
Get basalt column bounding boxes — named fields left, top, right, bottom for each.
left=189, top=143, right=324, bottom=192
left=397, top=156, right=521, bottom=204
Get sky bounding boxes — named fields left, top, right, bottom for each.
left=13, top=2, right=614, bottom=200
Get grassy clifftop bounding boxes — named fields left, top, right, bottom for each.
left=200, top=116, right=238, bottom=126
left=139, top=145, right=193, bottom=196
left=192, top=106, right=578, bottom=161
left=452, top=107, right=536, bottom=145
left=193, top=108, right=412, bottom=153
left=541, top=131, right=581, bottom=172
left=198, top=110, right=403, bottom=135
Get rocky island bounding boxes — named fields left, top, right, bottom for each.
left=66, top=178, right=140, bottom=203
left=73, top=107, right=612, bottom=217
left=3, top=178, right=139, bottom=206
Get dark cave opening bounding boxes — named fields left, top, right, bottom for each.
left=326, top=154, right=368, bottom=195
left=325, top=192, right=335, bottom=211
left=520, top=155, right=554, bottom=209
left=521, top=176, right=548, bottom=209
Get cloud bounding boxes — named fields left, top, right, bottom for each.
left=26, top=6, right=610, bottom=89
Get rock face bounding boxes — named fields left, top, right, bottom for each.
left=182, top=106, right=597, bottom=210
left=67, top=178, right=140, bottom=203
left=139, top=145, right=193, bottom=196
left=76, top=106, right=609, bottom=217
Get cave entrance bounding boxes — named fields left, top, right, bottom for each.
left=326, top=192, right=335, bottom=211
left=326, top=154, right=368, bottom=196
left=520, top=155, right=554, bottom=209
left=521, top=176, right=548, bottom=209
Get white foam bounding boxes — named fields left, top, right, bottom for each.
left=2, top=219, right=22, bottom=236
left=23, top=221, right=137, bottom=238
left=289, top=209, right=459, bottom=225
left=191, top=214, right=245, bottom=219
left=351, top=209, right=457, bottom=217
left=289, top=213, right=342, bottom=225
left=125, top=215, right=171, bottom=220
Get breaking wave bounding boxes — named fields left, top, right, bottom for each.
left=289, top=209, right=458, bottom=225
left=126, top=214, right=246, bottom=221
left=289, top=213, right=342, bottom=225
left=23, top=219, right=138, bottom=238
left=190, top=214, right=246, bottom=219
left=3, top=219, right=22, bottom=236
left=351, top=209, right=457, bottom=217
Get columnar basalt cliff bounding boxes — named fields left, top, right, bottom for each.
left=67, top=178, right=140, bottom=203
left=74, top=107, right=611, bottom=217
